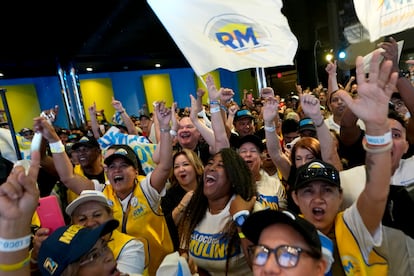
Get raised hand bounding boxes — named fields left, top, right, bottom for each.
left=0, top=150, right=40, bottom=235
left=325, top=60, right=337, bottom=75
left=262, top=97, right=279, bottom=123
left=300, top=94, right=322, bottom=120
left=206, top=74, right=222, bottom=102
left=379, top=36, right=399, bottom=73
left=111, top=97, right=124, bottom=112
left=336, top=49, right=397, bottom=127
left=154, top=101, right=171, bottom=128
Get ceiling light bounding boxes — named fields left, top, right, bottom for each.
left=86, top=67, right=93, bottom=72
left=0, top=73, right=4, bottom=77
left=155, top=63, right=161, bottom=68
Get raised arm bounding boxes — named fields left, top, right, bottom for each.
left=263, top=97, right=292, bottom=180
left=344, top=76, right=356, bottom=92
left=0, top=150, right=40, bottom=276
left=88, top=102, right=102, bottom=139
left=33, top=117, right=94, bottom=194
left=325, top=60, right=339, bottom=95
left=300, top=93, right=343, bottom=171
left=381, top=36, right=414, bottom=144
left=337, top=49, right=396, bottom=235
left=112, top=97, right=138, bottom=135
left=206, top=74, right=230, bottom=151
left=149, top=101, right=173, bottom=193
left=189, top=93, right=215, bottom=151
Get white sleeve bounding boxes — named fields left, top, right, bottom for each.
left=139, top=171, right=167, bottom=213
left=343, top=201, right=382, bottom=262
left=117, top=239, right=146, bottom=275
left=93, top=179, right=106, bottom=192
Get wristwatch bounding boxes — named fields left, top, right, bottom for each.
left=233, top=210, right=250, bottom=228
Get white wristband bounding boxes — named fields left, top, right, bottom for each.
left=365, top=131, right=392, bottom=146
left=49, top=140, right=65, bottom=153
left=210, top=106, right=220, bottom=113
left=0, top=235, right=31, bottom=252
left=264, top=125, right=276, bottom=132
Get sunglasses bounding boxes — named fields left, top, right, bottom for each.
left=297, top=167, right=339, bottom=183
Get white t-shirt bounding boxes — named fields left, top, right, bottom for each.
left=117, top=237, right=146, bottom=275
left=189, top=196, right=252, bottom=276
left=254, top=169, right=287, bottom=211
left=340, top=155, right=414, bottom=209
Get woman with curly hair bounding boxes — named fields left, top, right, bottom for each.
left=177, top=148, right=256, bottom=275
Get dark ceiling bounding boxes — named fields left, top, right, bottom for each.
left=0, top=0, right=191, bottom=79
left=0, top=1, right=355, bottom=80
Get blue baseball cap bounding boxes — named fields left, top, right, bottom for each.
left=38, top=219, right=119, bottom=275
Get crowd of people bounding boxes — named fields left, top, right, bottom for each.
left=0, top=37, right=413, bottom=276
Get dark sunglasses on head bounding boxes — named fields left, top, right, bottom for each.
left=297, top=167, right=339, bottom=182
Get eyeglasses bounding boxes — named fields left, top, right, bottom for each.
left=297, top=168, right=338, bottom=182
left=248, top=245, right=318, bottom=268
left=79, top=239, right=112, bottom=266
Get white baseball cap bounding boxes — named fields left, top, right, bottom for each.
left=65, top=190, right=109, bottom=216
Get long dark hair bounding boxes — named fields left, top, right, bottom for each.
left=177, top=148, right=255, bottom=275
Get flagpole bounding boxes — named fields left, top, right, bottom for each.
left=256, top=67, right=267, bottom=97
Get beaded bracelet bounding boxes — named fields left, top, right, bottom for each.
left=0, top=253, right=31, bottom=271
left=210, top=100, right=220, bottom=105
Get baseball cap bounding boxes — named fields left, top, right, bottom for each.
left=19, top=128, right=33, bottom=135
left=66, top=190, right=109, bottom=216
left=234, top=109, right=255, bottom=122
left=294, top=159, right=340, bottom=191
left=139, top=114, right=151, bottom=120
left=298, top=118, right=316, bottom=133
left=104, top=144, right=139, bottom=169
left=38, top=219, right=119, bottom=275
left=71, top=136, right=100, bottom=151
left=237, top=134, right=265, bottom=153
left=242, top=209, right=322, bottom=258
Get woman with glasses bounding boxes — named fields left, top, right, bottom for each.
left=242, top=209, right=327, bottom=275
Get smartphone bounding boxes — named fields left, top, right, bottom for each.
left=36, top=195, right=66, bottom=233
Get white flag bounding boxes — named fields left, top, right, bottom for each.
left=147, top=0, right=298, bottom=76
left=354, top=0, right=414, bottom=42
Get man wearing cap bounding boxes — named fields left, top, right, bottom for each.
left=34, top=101, right=174, bottom=275
left=242, top=209, right=327, bottom=275
left=19, top=128, right=34, bottom=142
left=229, top=109, right=262, bottom=149
left=298, top=118, right=317, bottom=138
left=66, top=136, right=105, bottom=204
left=237, top=134, right=287, bottom=211
left=290, top=50, right=410, bottom=275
